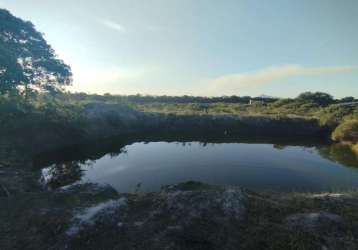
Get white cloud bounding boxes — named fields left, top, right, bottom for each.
left=206, top=64, right=358, bottom=93
left=101, top=19, right=125, bottom=32
left=67, top=64, right=158, bottom=94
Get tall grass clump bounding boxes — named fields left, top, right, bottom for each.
left=332, top=120, right=358, bottom=144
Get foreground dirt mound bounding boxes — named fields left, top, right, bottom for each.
left=0, top=182, right=247, bottom=250
left=2, top=182, right=358, bottom=250
left=66, top=183, right=246, bottom=250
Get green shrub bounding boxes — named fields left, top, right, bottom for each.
left=332, top=120, right=358, bottom=144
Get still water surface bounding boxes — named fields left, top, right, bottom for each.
left=38, top=138, right=358, bottom=192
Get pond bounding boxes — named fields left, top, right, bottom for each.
left=35, top=135, right=358, bottom=193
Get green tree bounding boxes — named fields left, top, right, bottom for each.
left=0, top=9, right=72, bottom=96
left=340, top=96, right=355, bottom=103
left=296, top=92, right=334, bottom=106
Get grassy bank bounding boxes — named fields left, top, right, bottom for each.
left=0, top=94, right=332, bottom=157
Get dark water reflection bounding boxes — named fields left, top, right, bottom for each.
left=34, top=134, right=358, bottom=192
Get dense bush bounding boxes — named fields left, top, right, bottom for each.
left=0, top=95, right=85, bottom=132
left=332, top=120, right=358, bottom=144
left=297, top=92, right=334, bottom=106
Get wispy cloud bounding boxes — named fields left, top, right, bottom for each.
left=101, top=19, right=125, bottom=32
left=206, top=65, right=358, bottom=93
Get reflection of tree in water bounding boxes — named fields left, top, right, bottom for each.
left=273, top=144, right=287, bottom=150
left=37, top=140, right=130, bottom=190
left=318, top=143, right=358, bottom=168
left=37, top=134, right=358, bottom=190
left=109, top=149, right=127, bottom=158
left=175, top=141, right=213, bottom=147
left=41, top=160, right=93, bottom=190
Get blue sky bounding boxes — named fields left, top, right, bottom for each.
left=1, top=0, right=357, bottom=97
